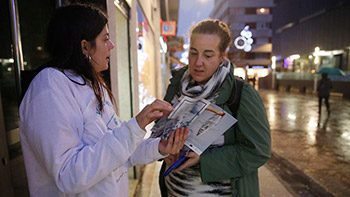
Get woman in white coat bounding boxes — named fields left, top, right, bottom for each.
left=19, top=3, right=188, bottom=196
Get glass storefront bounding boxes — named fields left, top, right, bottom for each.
left=0, top=0, right=55, bottom=196
left=136, top=4, right=157, bottom=111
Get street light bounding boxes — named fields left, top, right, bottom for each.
left=271, top=56, right=276, bottom=89
left=313, top=47, right=320, bottom=65
left=313, top=47, right=320, bottom=92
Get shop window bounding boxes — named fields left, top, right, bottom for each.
left=136, top=4, right=156, bottom=110
left=256, top=8, right=270, bottom=15
left=257, top=22, right=271, bottom=30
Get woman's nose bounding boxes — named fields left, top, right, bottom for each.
left=195, top=56, right=204, bottom=66
left=109, top=41, right=115, bottom=50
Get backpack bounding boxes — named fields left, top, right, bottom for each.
left=227, top=77, right=245, bottom=118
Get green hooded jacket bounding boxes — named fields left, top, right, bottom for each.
left=159, top=64, right=271, bottom=197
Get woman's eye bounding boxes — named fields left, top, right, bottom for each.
left=190, top=52, right=198, bottom=56
left=205, top=55, right=212, bottom=58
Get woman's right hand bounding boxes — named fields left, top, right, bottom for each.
left=135, top=99, right=174, bottom=130
left=159, top=127, right=189, bottom=156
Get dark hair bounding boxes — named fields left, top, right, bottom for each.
left=190, top=19, right=232, bottom=55
left=45, top=3, right=115, bottom=111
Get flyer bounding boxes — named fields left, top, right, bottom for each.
left=151, top=96, right=237, bottom=155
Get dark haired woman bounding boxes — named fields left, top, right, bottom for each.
left=19, top=4, right=187, bottom=196
left=159, top=19, right=271, bottom=197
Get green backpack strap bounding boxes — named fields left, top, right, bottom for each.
left=227, top=77, right=245, bottom=118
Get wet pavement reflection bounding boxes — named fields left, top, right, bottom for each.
left=259, top=90, right=350, bottom=196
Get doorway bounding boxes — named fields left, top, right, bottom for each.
left=0, top=0, right=55, bottom=196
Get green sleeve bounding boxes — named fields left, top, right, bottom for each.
left=200, top=84, right=271, bottom=182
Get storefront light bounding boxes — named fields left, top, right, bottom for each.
left=234, top=67, right=246, bottom=79
left=289, top=54, right=300, bottom=61
left=159, top=37, right=167, bottom=53
left=271, top=56, right=276, bottom=69
left=315, top=47, right=320, bottom=52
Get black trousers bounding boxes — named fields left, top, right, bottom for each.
left=318, top=96, right=330, bottom=112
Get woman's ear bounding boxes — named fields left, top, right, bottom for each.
left=219, top=53, right=225, bottom=62
left=81, top=40, right=90, bottom=55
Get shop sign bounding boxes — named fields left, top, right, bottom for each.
left=161, top=21, right=176, bottom=36
left=167, top=37, right=184, bottom=52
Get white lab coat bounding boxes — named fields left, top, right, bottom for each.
left=20, top=68, right=163, bottom=196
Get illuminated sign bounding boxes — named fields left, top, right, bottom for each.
left=161, top=21, right=176, bottom=36
left=234, top=26, right=253, bottom=52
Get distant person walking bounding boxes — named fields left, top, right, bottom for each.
left=317, top=73, right=332, bottom=115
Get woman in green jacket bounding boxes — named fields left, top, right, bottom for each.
left=159, top=19, right=271, bottom=197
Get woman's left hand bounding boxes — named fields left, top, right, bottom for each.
left=158, top=127, right=189, bottom=156
left=172, top=151, right=200, bottom=173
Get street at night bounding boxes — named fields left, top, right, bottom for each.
left=260, top=90, right=350, bottom=196
left=2, top=0, right=350, bottom=196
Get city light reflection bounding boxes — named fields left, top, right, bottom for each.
left=341, top=132, right=350, bottom=142
left=307, top=118, right=318, bottom=128
left=306, top=130, right=316, bottom=145
left=269, top=106, right=275, bottom=121
left=287, top=114, right=296, bottom=120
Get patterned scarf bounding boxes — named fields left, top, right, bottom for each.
left=171, top=58, right=231, bottom=104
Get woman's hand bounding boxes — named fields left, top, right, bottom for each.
left=172, top=151, right=200, bottom=173
left=158, top=127, right=189, bottom=156
left=135, top=99, right=173, bottom=130
left=164, top=153, right=180, bottom=167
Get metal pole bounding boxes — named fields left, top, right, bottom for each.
left=9, top=0, right=24, bottom=104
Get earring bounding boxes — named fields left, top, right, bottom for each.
left=85, top=54, right=91, bottom=62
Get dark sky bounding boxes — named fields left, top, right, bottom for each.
left=177, top=0, right=214, bottom=42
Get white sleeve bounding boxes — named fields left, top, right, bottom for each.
left=21, top=88, right=145, bottom=194
left=126, top=138, right=165, bottom=167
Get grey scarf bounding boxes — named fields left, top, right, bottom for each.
left=172, top=58, right=231, bottom=104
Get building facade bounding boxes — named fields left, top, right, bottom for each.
left=272, top=0, right=350, bottom=72
left=271, top=0, right=350, bottom=97
left=210, top=0, right=275, bottom=79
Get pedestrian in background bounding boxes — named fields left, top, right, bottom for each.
left=159, top=19, right=271, bottom=197
left=19, top=4, right=188, bottom=196
left=317, top=73, right=332, bottom=115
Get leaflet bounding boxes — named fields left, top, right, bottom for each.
left=151, top=96, right=237, bottom=155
